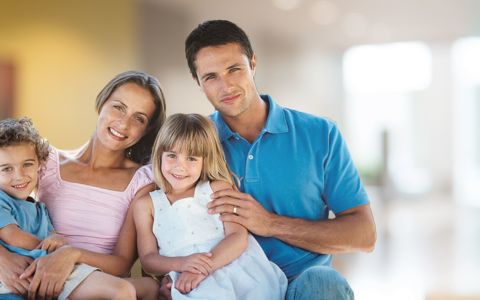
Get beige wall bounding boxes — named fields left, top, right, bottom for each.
left=0, top=0, right=139, bottom=149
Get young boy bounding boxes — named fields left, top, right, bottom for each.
left=0, top=118, right=136, bottom=300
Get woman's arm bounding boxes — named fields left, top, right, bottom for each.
left=22, top=183, right=156, bottom=299
left=0, top=244, right=32, bottom=296
left=208, top=181, right=248, bottom=272
left=71, top=183, right=158, bottom=275
left=134, top=194, right=213, bottom=276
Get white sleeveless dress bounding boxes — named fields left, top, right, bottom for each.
left=150, top=180, right=287, bottom=299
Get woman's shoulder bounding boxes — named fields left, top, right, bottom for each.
left=126, top=163, right=155, bottom=197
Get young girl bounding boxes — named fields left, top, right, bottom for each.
left=0, top=118, right=135, bottom=299
left=134, top=113, right=287, bottom=299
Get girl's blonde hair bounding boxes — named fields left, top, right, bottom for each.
left=152, top=113, right=234, bottom=193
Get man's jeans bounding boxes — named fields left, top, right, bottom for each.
left=286, top=265, right=354, bottom=300
left=0, top=294, right=24, bottom=300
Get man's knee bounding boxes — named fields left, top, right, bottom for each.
left=287, top=266, right=354, bottom=300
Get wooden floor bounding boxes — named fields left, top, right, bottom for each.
left=334, top=187, right=480, bottom=300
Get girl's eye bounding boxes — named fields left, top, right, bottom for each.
left=187, top=156, right=199, bottom=162
left=166, top=153, right=176, bottom=159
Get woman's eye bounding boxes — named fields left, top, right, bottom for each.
left=1, top=167, right=12, bottom=172
left=113, top=105, right=125, bottom=112
left=135, top=116, right=146, bottom=124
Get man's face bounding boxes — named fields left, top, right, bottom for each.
left=194, top=43, right=257, bottom=119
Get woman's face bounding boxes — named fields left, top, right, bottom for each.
left=96, top=82, right=156, bottom=152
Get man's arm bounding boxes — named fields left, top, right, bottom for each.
left=208, top=189, right=376, bottom=254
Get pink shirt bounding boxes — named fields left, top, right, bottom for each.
left=38, top=147, right=154, bottom=254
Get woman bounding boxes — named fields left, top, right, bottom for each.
left=0, top=70, right=166, bottom=299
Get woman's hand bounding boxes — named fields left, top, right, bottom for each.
left=175, top=271, right=206, bottom=294
left=158, top=275, right=173, bottom=300
left=38, top=233, right=67, bottom=253
left=20, top=246, right=80, bottom=300
left=178, top=253, right=213, bottom=275
left=0, top=249, right=32, bottom=296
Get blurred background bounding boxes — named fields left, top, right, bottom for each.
left=1, top=0, right=480, bottom=299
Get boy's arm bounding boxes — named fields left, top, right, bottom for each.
left=133, top=194, right=213, bottom=276
left=208, top=181, right=248, bottom=272
left=0, top=224, right=41, bottom=250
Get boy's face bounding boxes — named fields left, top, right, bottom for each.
left=0, top=144, right=40, bottom=200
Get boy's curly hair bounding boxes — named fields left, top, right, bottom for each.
left=0, top=117, right=49, bottom=163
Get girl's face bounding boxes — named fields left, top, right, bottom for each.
left=161, top=146, right=203, bottom=195
left=96, top=82, right=156, bottom=152
left=0, top=144, right=40, bottom=200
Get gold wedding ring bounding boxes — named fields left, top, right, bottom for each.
left=233, top=206, right=238, bottom=214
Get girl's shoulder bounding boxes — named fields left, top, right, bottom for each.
left=209, top=180, right=233, bottom=193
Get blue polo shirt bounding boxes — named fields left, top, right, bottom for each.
left=210, top=95, right=369, bottom=280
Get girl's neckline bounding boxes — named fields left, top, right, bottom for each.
left=162, top=181, right=206, bottom=206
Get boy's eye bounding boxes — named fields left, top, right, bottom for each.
left=1, top=167, right=12, bottom=172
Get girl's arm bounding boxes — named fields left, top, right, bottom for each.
left=134, top=194, right=213, bottom=276
left=0, top=224, right=41, bottom=250
left=208, top=181, right=248, bottom=272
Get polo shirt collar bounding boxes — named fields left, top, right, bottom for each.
left=212, top=94, right=289, bottom=142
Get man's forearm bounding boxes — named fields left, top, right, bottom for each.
left=268, top=204, right=376, bottom=254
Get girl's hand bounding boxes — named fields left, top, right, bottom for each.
left=0, top=249, right=32, bottom=296
left=178, top=253, right=213, bottom=275
left=175, top=271, right=206, bottom=294
left=38, top=233, right=67, bottom=253
left=20, top=246, right=80, bottom=300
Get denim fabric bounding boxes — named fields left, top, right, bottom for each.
left=286, top=265, right=354, bottom=300
left=0, top=294, right=24, bottom=300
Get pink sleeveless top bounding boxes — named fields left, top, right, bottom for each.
left=38, top=147, right=154, bottom=254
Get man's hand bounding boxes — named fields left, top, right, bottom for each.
left=208, top=189, right=275, bottom=236
left=0, top=250, right=32, bottom=296
left=175, top=271, right=206, bottom=294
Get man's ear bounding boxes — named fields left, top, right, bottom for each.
left=250, top=53, right=257, bottom=75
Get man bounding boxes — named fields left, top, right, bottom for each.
left=183, top=20, right=376, bottom=299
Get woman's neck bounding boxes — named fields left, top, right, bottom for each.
left=76, top=137, right=130, bottom=170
